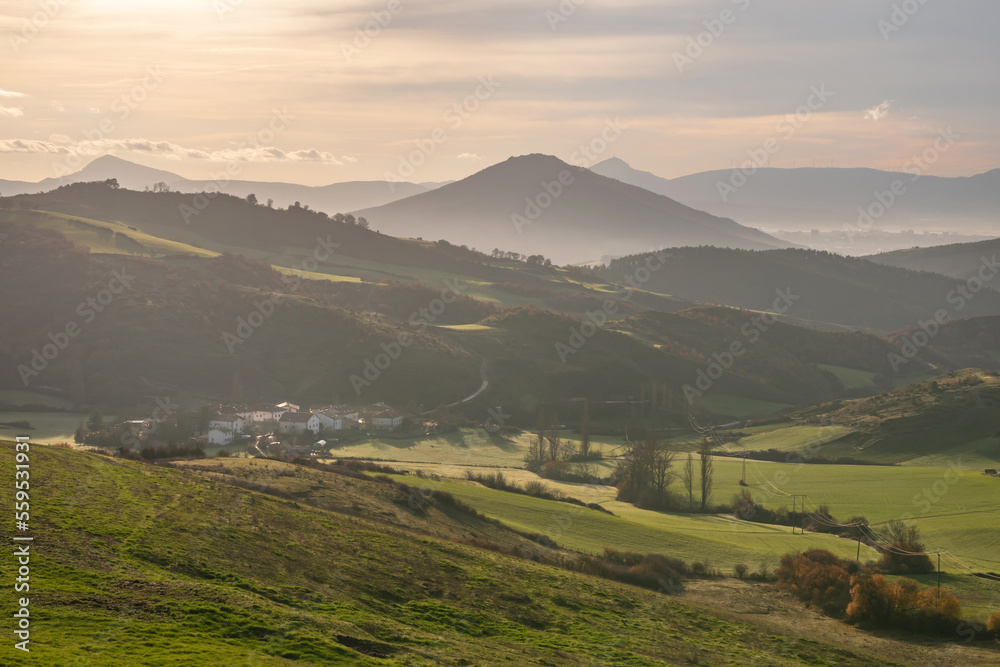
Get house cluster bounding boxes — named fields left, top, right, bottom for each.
left=202, top=401, right=406, bottom=446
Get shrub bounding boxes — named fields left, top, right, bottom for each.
left=987, top=611, right=1000, bottom=637
left=846, top=573, right=962, bottom=634
left=776, top=549, right=851, bottom=616
left=878, top=521, right=934, bottom=574
left=733, top=562, right=749, bottom=580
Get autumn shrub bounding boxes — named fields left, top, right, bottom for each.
left=846, top=573, right=962, bottom=634
left=987, top=611, right=1000, bottom=638
left=776, top=549, right=852, bottom=616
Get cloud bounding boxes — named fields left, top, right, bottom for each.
left=863, top=99, right=893, bottom=121
left=457, top=152, right=482, bottom=160
left=0, top=89, right=26, bottom=98
left=0, top=107, right=24, bottom=118
left=0, top=136, right=347, bottom=164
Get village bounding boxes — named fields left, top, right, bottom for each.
left=202, top=401, right=411, bottom=459
left=75, top=400, right=426, bottom=460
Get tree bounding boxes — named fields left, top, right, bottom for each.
left=104, top=178, right=120, bottom=189
left=650, top=440, right=676, bottom=497
left=86, top=409, right=104, bottom=432
left=699, top=437, right=714, bottom=511
left=357, top=216, right=369, bottom=229
left=344, top=213, right=356, bottom=225
left=246, top=193, right=258, bottom=206
left=579, top=400, right=590, bottom=458
left=682, top=451, right=695, bottom=511
left=266, top=198, right=274, bottom=208
left=878, top=520, right=934, bottom=574
left=547, top=411, right=561, bottom=461
left=616, top=433, right=674, bottom=507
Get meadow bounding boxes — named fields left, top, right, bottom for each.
left=3, top=441, right=923, bottom=666
left=327, top=426, right=1000, bottom=619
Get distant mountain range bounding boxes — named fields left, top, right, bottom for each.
left=591, top=157, right=1000, bottom=237
left=357, top=154, right=793, bottom=263
left=0, top=155, right=443, bottom=213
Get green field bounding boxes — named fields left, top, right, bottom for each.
left=818, top=364, right=877, bottom=389
left=328, top=427, right=1000, bottom=619
left=0, top=389, right=74, bottom=409
left=702, top=394, right=794, bottom=418
left=720, top=424, right=856, bottom=454
left=0, top=411, right=95, bottom=444
left=3, top=209, right=219, bottom=258
left=2, top=442, right=925, bottom=666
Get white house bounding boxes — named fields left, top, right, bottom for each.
left=209, top=413, right=245, bottom=434
left=368, top=406, right=404, bottom=431
left=278, top=411, right=320, bottom=434
left=250, top=403, right=280, bottom=422
left=206, top=428, right=233, bottom=445
left=276, top=401, right=300, bottom=413
left=313, top=411, right=343, bottom=431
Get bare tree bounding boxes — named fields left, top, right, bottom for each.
left=682, top=451, right=695, bottom=511
left=699, top=437, right=714, bottom=511
left=579, top=399, right=590, bottom=458
left=547, top=411, right=561, bottom=461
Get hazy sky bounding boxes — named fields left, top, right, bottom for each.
left=1, top=0, right=997, bottom=185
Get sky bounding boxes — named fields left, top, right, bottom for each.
left=0, top=0, right=998, bottom=186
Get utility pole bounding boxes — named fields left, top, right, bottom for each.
left=856, top=534, right=861, bottom=562
left=937, top=552, right=941, bottom=597
left=741, top=450, right=747, bottom=486
left=790, top=495, right=806, bottom=534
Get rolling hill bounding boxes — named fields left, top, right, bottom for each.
left=591, top=247, right=1000, bottom=332
left=356, top=154, right=794, bottom=264
left=2, top=186, right=995, bottom=420
left=591, top=157, right=1000, bottom=238
left=869, top=238, right=1000, bottom=281
left=788, top=368, right=1000, bottom=464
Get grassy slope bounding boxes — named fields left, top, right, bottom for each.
left=791, top=369, right=1000, bottom=463
left=321, top=427, right=1000, bottom=617
left=0, top=442, right=912, bottom=666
